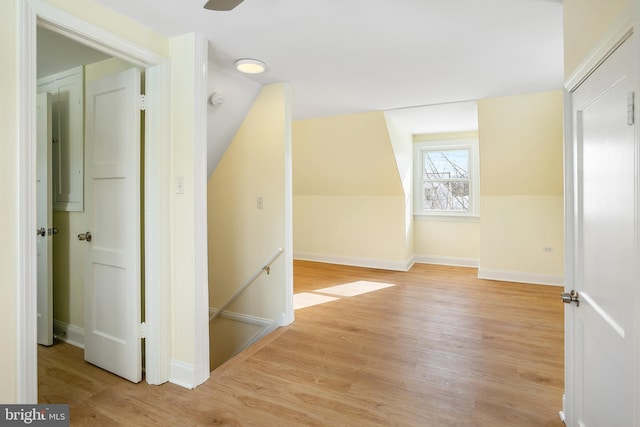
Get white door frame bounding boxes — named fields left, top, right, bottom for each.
left=562, top=9, right=639, bottom=425
left=17, top=0, right=172, bottom=402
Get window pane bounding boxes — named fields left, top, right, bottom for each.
left=423, top=180, right=469, bottom=211
left=423, top=149, right=469, bottom=179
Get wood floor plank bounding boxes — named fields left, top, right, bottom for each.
left=39, top=261, right=565, bottom=426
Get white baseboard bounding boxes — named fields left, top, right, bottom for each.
left=53, top=320, right=85, bottom=349
left=414, top=255, right=479, bottom=268
left=170, top=360, right=198, bottom=389
left=51, top=320, right=203, bottom=389
left=478, top=268, right=564, bottom=287
left=209, top=309, right=273, bottom=327
left=293, top=252, right=413, bottom=272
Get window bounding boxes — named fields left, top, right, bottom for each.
left=414, top=138, right=479, bottom=218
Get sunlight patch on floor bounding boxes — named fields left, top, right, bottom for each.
left=294, top=281, right=397, bottom=310
left=293, top=292, right=339, bottom=310
left=315, top=281, right=396, bottom=297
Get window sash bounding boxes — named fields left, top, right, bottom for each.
left=421, top=148, right=470, bottom=213
left=422, top=148, right=470, bottom=180
left=413, top=139, right=479, bottom=218
left=421, top=179, right=471, bottom=212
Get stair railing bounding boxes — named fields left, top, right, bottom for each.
left=209, top=247, right=284, bottom=321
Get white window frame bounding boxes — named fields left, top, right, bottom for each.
left=413, top=138, right=480, bottom=219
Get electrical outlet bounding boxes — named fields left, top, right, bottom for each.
left=543, top=246, right=553, bottom=253
left=257, top=196, right=263, bottom=209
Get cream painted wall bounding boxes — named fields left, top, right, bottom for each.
left=414, top=219, right=480, bottom=263
left=481, top=196, right=564, bottom=276
left=292, top=112, right=410, bottom=269
left=0, top=0, right=18, bottom=405
left=294, top=195, right=407, bottom=266
left=478, top=91, right=564, bottom=284
left=292, top=94, right=563, bottom=280
left=563, top=0, right=631, bottom=78
left=384, top=115, right=414, bottom=261
left=479, top=93, right=563, bottom=196
left=208, top=83, right=291, bottom=366
left=170, top=33, right=201, bottom=367
left=294, top=112, right=402, bottom=196
left=84, top=57, right=134, bottom=81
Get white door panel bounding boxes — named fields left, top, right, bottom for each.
left=36, top=92, right=53, bottom=346
left=568, top=35, right=636, bottom=426
left=84, top=68, right=142, bottom=383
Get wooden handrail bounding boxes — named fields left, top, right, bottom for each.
left=209, top=247, right=284, bottom=321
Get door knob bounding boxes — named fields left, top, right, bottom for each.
left=561, top=290, right=580, bottom=307
left=37, top=227, right=46, bottom=237
left=78, top=231, right=92, bottom=242
left=48, top=227, right=58, bottom=236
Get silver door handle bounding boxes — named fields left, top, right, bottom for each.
left=37, top=227, right=46, bottom=237
left=48, top=227, right=58, bottom=236
left=561, top=290, right=580, bottom=307
left=78, top=231, right=92, bottom=242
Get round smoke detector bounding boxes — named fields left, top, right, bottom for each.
left=209, top=91, right=224, bottom=107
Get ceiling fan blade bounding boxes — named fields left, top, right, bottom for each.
left=204, top=0, right=244, bottom=11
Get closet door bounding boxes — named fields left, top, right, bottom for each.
left=83, top=68, right=142, bottom=383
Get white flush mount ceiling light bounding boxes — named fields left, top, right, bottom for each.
left=235, top=58, right=267, bottom=74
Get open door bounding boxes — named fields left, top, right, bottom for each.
left=83, top=68, right=142, bottom=383
left=36, top=92, right=53, bottom=347
left=565, top=34, right=637, bottom=425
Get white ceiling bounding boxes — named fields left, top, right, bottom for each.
left=93, top=0, right=564, bottom=125
left=38, top=1, right=563, bottom=175
left=385, top=101, right=479, bottom=135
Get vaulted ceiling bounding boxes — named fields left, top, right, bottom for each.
left=93, top=0, right=564, bottom=121
left=37, top=0, right=563, bottom=175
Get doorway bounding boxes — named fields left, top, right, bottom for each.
left=36, top=26, right=145, bottom=383
left=18, top=0, right=174, bottom=402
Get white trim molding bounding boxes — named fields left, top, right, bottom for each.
left=169, top=360, right=199, bottom=390
left=478, top=269, right=564, bottom=287
left=52, top=320, right=84, bottom=349
left=192, top=32, right=211, bottom=389
left=283, top=83, right=295, bottom=327
left=564, top=12, right=634, bottom=93
left=209, top=309, right=273, bottom=328
left=17, top=0, right=38, bottom=404
left=414, top=255, right=479, bottom=268
left=413, top=138, right=480, bottom=218
left=143, top=61, right=172, bottom=385
left=294, top=252, right=414, bottom=272
left=414, top=215, right=479, bottom=223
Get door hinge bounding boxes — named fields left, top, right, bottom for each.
left=139, top=94, right=146, bottom=111
left=139, top=322, right=146, bottom=339
left=627, top=92, right=635, bottom=126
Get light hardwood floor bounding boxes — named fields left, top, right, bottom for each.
left=39, top=261, right=565, bottom=426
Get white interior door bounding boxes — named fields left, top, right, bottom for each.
left=36, top=92, right=53, bottom=347
left=83, top=68, right=142, bottom=383
left=567, top=35, right=637, bottom=426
